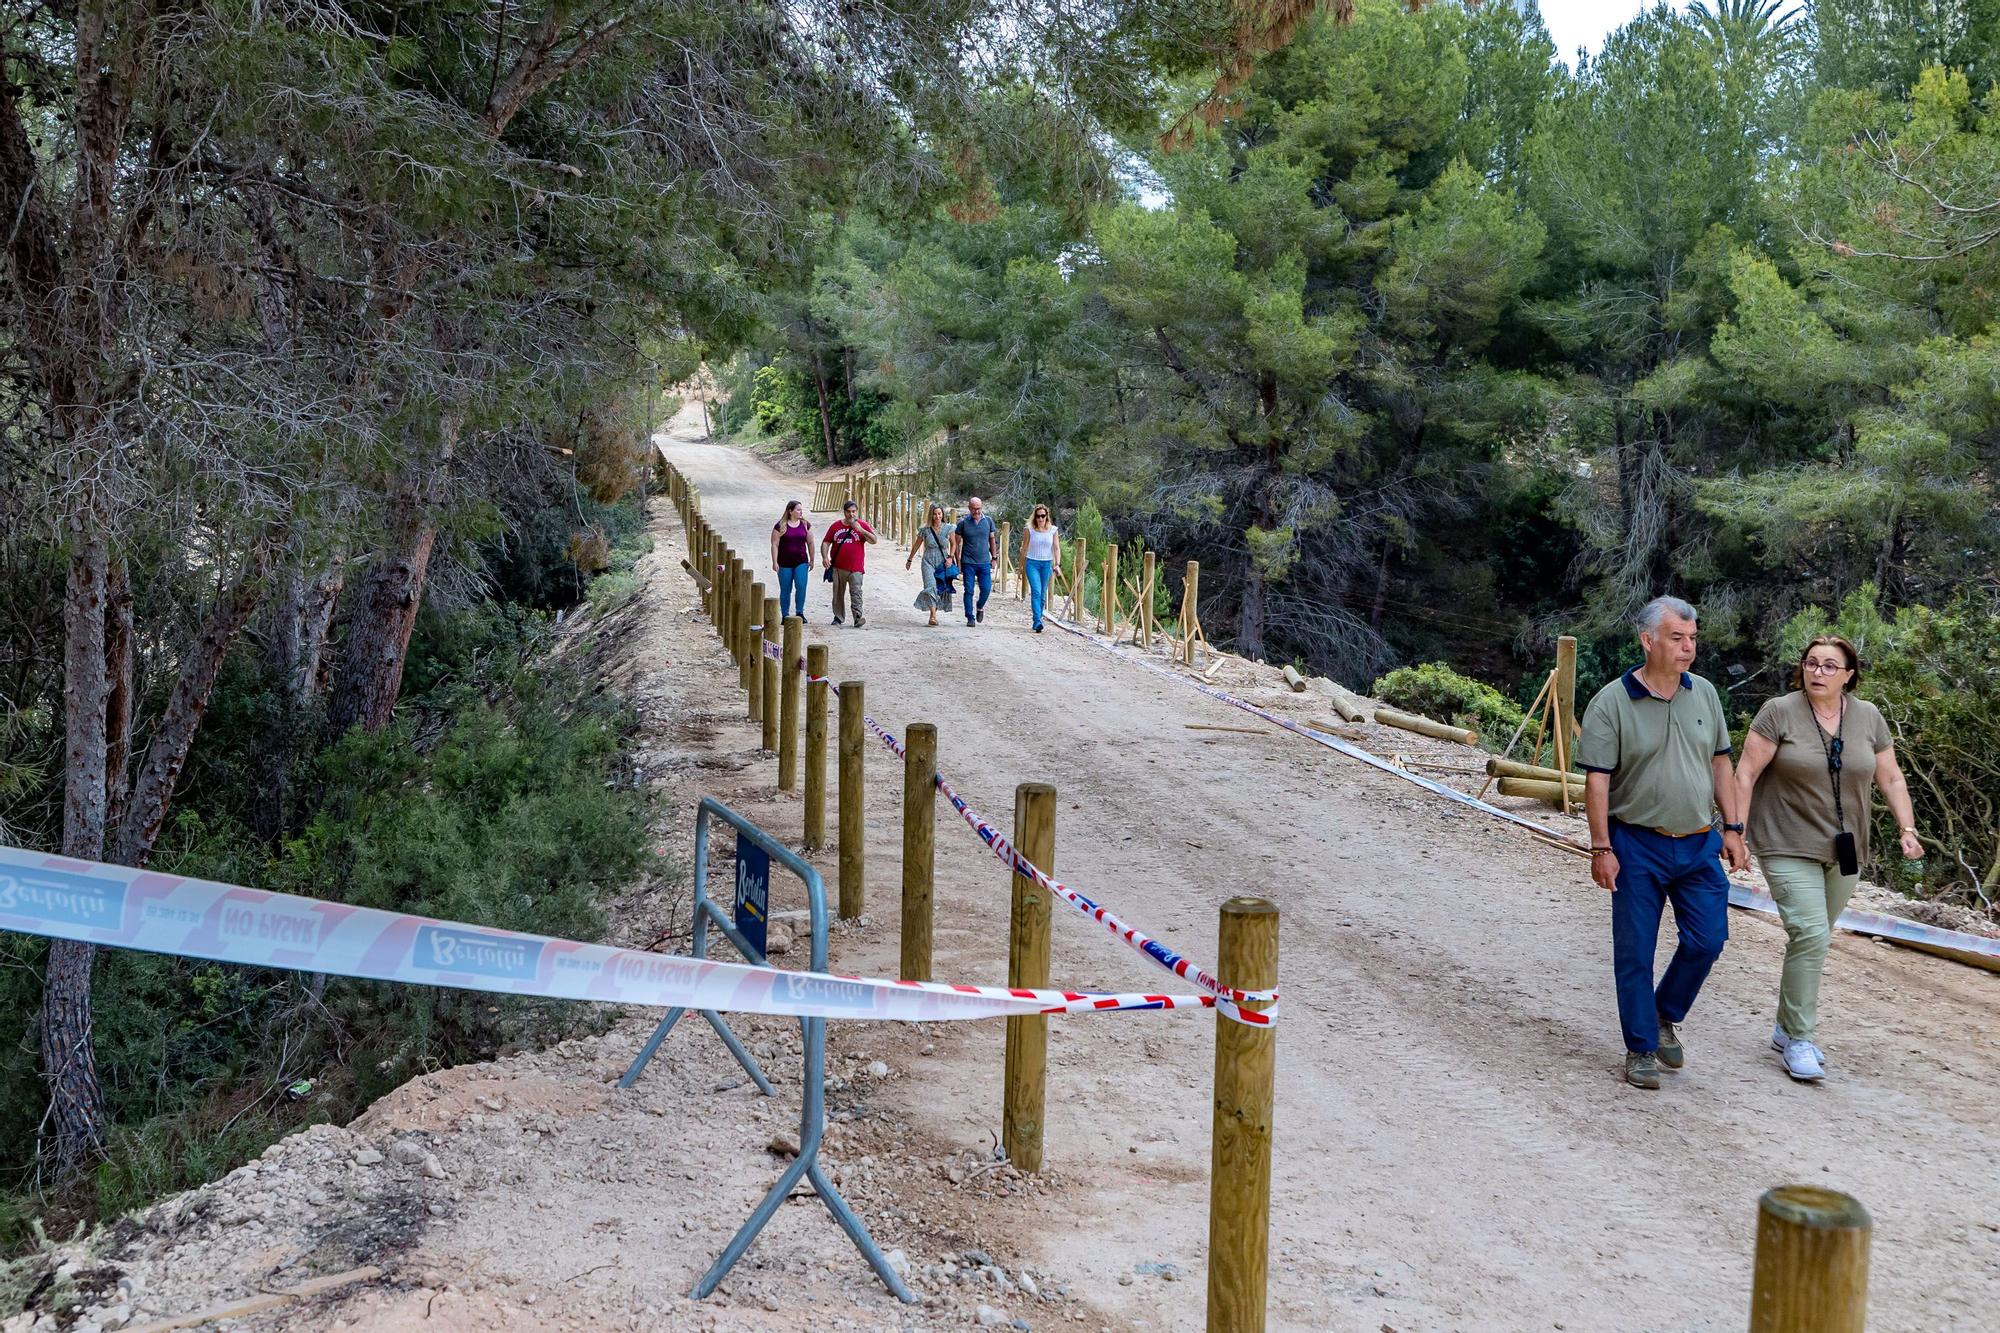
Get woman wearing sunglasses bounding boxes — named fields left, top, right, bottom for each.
left=1734, top=636, right=1922, bottom=1082
left=1021, top=504, right=1060, bottom=633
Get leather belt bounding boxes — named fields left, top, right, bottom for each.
left=1649, top=823, right=1712, bottom=839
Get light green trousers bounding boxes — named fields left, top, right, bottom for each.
left=1762, top=854, right=1860, bottom=1040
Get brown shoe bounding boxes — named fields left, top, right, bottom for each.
left=1625, top=1051, right=1661, bottom=1090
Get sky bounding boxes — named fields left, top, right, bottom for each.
left=1538, top=0, right=1697, bottom=62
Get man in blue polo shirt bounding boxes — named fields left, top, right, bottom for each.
left=1578, top=596, right=1749, bottom=1090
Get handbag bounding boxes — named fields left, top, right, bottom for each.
left=938, top=562, right=960, bottom=582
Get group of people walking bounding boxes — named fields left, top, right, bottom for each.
left=774, top=495, right=1920, bottom=1092
left=1580, top=596, right=1921, bottom=1090
left=768, top=496, right=1066, bottom=632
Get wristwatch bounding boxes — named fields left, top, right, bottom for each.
left=1723, top=822, right=1745, bottom=833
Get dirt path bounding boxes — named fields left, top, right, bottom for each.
left=23, top=404, right=1992, bottom=1333
left=662, top=414, right=1999, bottom=1331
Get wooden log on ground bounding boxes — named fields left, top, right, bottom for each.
left=1497, top=776, right=1585, bottom=805
left=1281, top=665, right=1309, bottom=693
left=1374, top=707, right=1477, bottom=746
left=1486, top=756, right=1583, bottom=784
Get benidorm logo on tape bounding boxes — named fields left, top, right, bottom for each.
left=416, top=925, right=543, bottom=978
left=0, top=867, right=127, bottom=929
left=782, top=974, right=877, bottom=1011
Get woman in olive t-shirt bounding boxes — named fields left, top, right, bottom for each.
left=1733, top=635, right=1923, bottom=1083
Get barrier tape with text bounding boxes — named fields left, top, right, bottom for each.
left=801, top=664, right=1277, bottom=1026
left=0, top=846, right=1228, bottom=1022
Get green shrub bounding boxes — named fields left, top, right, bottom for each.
left=1372, top=661, right=1526, bottom=745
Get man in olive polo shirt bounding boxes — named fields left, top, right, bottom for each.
left=1579, top=596, right=1750, bottom=1090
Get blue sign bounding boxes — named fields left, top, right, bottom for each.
left=734, top=832, right=770, bottom=959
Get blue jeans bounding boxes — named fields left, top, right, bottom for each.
left=961, top=563, right=992, bottom=622
left=1609, top=821, right=1730, bottom=1053
left=777, top=564, right=809, bottom=619
left=1024, top=558, right=1053, bottom=627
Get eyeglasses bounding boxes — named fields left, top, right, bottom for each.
left=1802, top=660, right=1851, bottom=675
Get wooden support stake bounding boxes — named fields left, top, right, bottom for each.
left=1553, top=645, right=1574, bottom=814
left=1069, top=536, right=1088, bottom=620
left=760, top=596, right=779, bottom=748
left=900, top=723, right=938, bottom=983
left=999, top=520, right=1012, bottom=595
left=804, top=644, right=829, bottom=850
left=1102, top=543, right=1119, bottom=637
left=1750, top=1186, right=1870, bottom=1333
left=838, top=681, right=865, bottom=919
left=780, top=617, right=803, bottom=788
left=1140, top=551, right=1156, bottom=649
left=1208, top=898, right=1278, bottom=1333
left=1178, top=560, right=1211, bottom=666
left=1003, top=782, right=1055, bottom=1172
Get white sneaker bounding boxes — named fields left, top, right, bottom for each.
left=1776, top=1034, right=1826, bottom=1082
left=1771, top=1024, right=1830, bottom=1069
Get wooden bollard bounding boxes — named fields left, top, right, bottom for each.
left=1003, top=782, right=1055, bottom=1172
left=780, top=617, right=803, bottom=789
left=1208, top=898, right=1279, bottom=1333
left=900, top=724, right=938, bottom=983
left=1070, top=536, right=1088, bottom=619
left=1556, top=634, right=1579, bottom=744
left=760, top=597, right=779, bottom=751
left=745, top=582, right=765, bottom=723
left=1140, top=550, right=1156, bottom=648
left=999, top=521, right=1011, bottom=594
left=1102, top=543, right=1119, bottom=636
left=837, top=681, right=865, bottom=919
left=804, top=645, right=829, bottom=850
left=1750, top=1186, right=1870, bottom=1333
left=735, top=562, right=754, bottom=689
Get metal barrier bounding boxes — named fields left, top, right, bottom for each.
left=619, top=797, right=914, bottom=1303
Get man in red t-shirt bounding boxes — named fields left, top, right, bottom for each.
left=820, top=500, right=878, bottom=627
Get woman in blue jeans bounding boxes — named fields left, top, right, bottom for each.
left=1021, top=504, right=1061, bottom=633
left=770, top=500, right=814, bottom=619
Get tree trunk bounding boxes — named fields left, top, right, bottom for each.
left=113, top=548, right=276, bottom=865
left=255, top=552, right=344, bottom=841
left=1237, top=565, right=1266, bottom=662
left=44, top=524, right=112, bottom=1176
left=1369, top=543, right=1392, bottom=630
left=842, top=345, right=857, bottom=456
left=327, top=516, right=438, bottom=735
left=811, top=353, right=837, bottom=464
left=102, top=555, right=134, bottom=834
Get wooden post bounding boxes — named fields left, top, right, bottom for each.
left=1553, top=636, right=1577, bottom=813
left=1069, top=536, right=1088, bottom=620
left=844, top=470, right=854, bottom=508
left=1750, top=1187, right=1870, bottom=1333
left=1102, top=543, right=1119, bottom=637
left=780, top=617, right=803, bottom=790
left=1556, top=635, right=1579, bottom=741
left=761, top=597, right=779, bottom=751
left=999, top=521, right=1011, bottom=595
left=1003, top=782, right=1055, bottom=1172
left=900, top=724, right=938, bottom=982
left=735, top=563, right=754, bottom=691
left=1208, top=897, right=1279, bottom=1333
left=1140, top=550, right=1156, bottom=649
left=743, top=582, right=765, bottom=724
left=838, top=681, right=865, bottom=919
left=804, top=645, right=829, bottom=850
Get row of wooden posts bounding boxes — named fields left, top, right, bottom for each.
left=663, top=462, right=1277, bottom=1330
left=657, top=462, right=1870, bottom=1333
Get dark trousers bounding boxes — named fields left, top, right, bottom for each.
left=1609, top=821, right=1730, bottom=1053
left=961, top=562, right=992, bottom=621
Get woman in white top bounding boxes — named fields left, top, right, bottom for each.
left=904, top=503, right=953, bottom=627
left=1021, top=504, right=1061, bottom=633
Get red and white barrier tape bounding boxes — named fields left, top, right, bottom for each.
left=800, top=663, right=1277, bottom=1026
left=0, top=846, right=1224, bottom=1022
